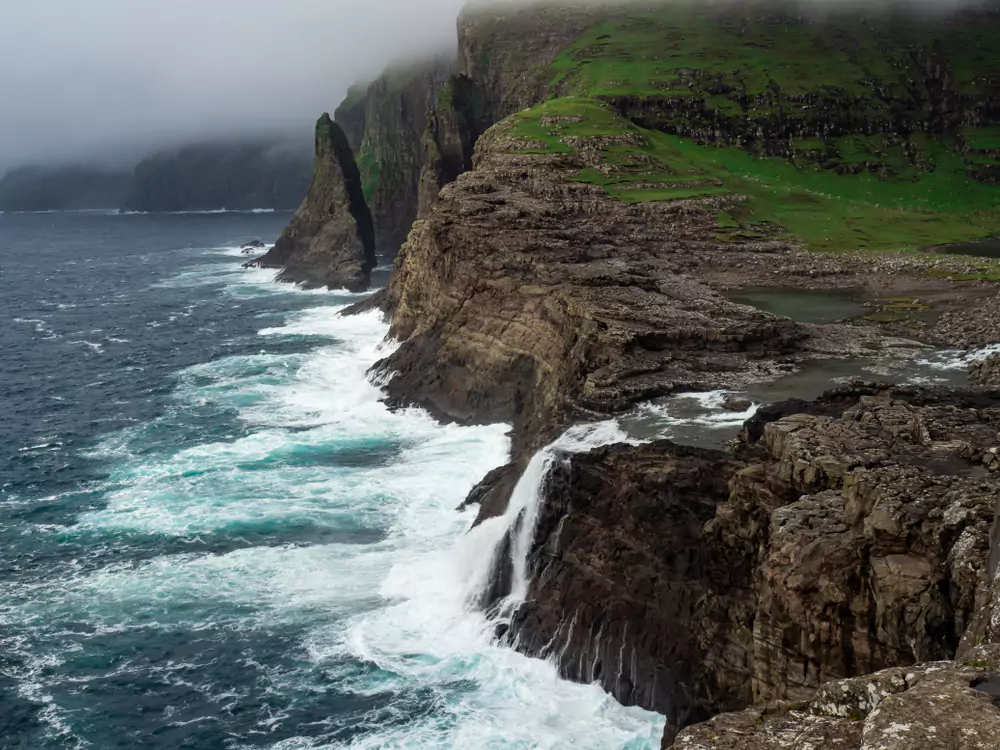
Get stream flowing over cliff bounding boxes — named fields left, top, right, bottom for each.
left=256, top=1, right=1000, bottom=746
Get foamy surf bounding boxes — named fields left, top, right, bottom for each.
left=1, top=241, right=664, bottom=749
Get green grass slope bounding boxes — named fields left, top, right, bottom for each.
left=507, top=97, right=998, bottom=253
left=504, top=3, right=1000, bottom=253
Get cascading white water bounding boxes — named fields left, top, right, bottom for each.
left=461, top=421, right=640, bottom=613
left=1, top=228, right=666, bottom=750
left=916, top=342, right=1000, bottom=371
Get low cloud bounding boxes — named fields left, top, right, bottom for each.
left=0, top=0, right=467, bottom=171
left=1, top=0, right=992, bottom=172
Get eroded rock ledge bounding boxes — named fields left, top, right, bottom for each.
left=485, top=385, right=1000, bottom=741
left=362, top=106, right=919, bottom=462
left=252, top=115, right=375, bottom=292
left=674, top=643, right=1000, bottom=750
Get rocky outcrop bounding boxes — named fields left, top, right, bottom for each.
left=501, top=440, right=747, bottom=728
left=123, top=140, right=310, bottom=212
left=457, top=3, right=601, bottom=123
left=417, top=75, right=482, bottom=218
left=369, top=97, right=940, bottom=461
left=252, top=115, right=375, bottom=292
left=485, top=385, right=1000, bottom=739
left=971, top=353, right=1000, bottom=387
left=672, top=644, right=1000, bottom=750
left=372, top=106, right=835, bottom=459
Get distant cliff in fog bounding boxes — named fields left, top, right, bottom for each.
left=0, top=166, right=130, bottom=211
left=122, top=141, right=311, bottom=212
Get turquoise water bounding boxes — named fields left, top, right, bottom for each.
left=0, top=211, right=663, bottom=749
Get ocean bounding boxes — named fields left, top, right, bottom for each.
left=0, top=210, right=664, bottom=749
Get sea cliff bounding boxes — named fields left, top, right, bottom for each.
left=266, top=2, right=1000, bottom=745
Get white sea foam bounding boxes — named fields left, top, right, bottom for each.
left=463, top=420, right=640, bottom=611
left=19, top=274, right=665, bottom=747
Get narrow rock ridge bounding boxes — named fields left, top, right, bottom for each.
left=252, top=115, right=375, bottom=292
left=485, top=384, right=1000, bottom=741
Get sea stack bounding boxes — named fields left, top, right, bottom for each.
left=253, top=114, right=375, bottom=292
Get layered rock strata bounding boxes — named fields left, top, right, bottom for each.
left=253, top=115, right=375, bottom=292
left=334, top=59, right=454, bottom=258
left=368, top=108, right=862, bottom=460
left=491, top=385, right=1000, bottom=739
left=972, top=353, right=1000, bottom=387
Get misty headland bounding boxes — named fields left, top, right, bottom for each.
left=3, top=1, right=1000, bottom=749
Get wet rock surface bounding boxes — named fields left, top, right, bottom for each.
left=972, top=353, right=1000, bottom=388
left=252, top=115, right=375, bottom=292
left=485, top=385, right=1000, bottom=738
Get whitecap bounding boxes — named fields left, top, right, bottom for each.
left=7, top=277, right=664, bottom=748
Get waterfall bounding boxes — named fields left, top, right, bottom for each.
left=461, top=419, right=638, bottom=615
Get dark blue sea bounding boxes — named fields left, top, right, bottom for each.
left=0, top=210, right=662, bottom=750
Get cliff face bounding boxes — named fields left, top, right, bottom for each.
left=123, top=141, right=310, bottom=212
left=252, top=115, right=375, bottom=292
left=495, top=385, right=1000, bottom=739
left=456, top=3, right=600, bottom=123
left=373, top=99, right=837, bottom=460
left=453, top=3, right=1000, bottom=186
left=338, top=3, right=1000, bottom=746
left=674, top=642, right=1000, bottom=750
left=334, top=59, right=454, bottom=259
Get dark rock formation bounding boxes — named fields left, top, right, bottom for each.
left=417, top=75, right=482, bottom=218
left=371, top=104, right=918, bottom=462
left=251, top=115, right=375, bottom=292
left=334, top=58, right=454, bottom=259
left=485, top=385, right=999, bottom=738
left=0, top=165, right=130, bottom=211
left=123, top=140, right=310, bottom=212
left=456, top=3, right=600, bottom=124
left=672, top=644, right=1000, bottom=749
left=502, top=441, right=745, bottom=728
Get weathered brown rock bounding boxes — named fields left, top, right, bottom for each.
left=487, top=385, right=1000, bottom=739
left=671, top=644, right=1000, bottom=750
left=252, top=114, right=375, bottom=292
left=373, top=109, right=846, bottom=461
left=972, top=353, right=1000, bottom=387
left=417, top=75, right=480, bottom=218
left=500, top=441, right=747, bottom=729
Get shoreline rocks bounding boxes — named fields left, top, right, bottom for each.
left=478, top=385, right=1000, bottom=739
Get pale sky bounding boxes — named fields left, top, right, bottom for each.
left=0, top=0, right=467, bottom=171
